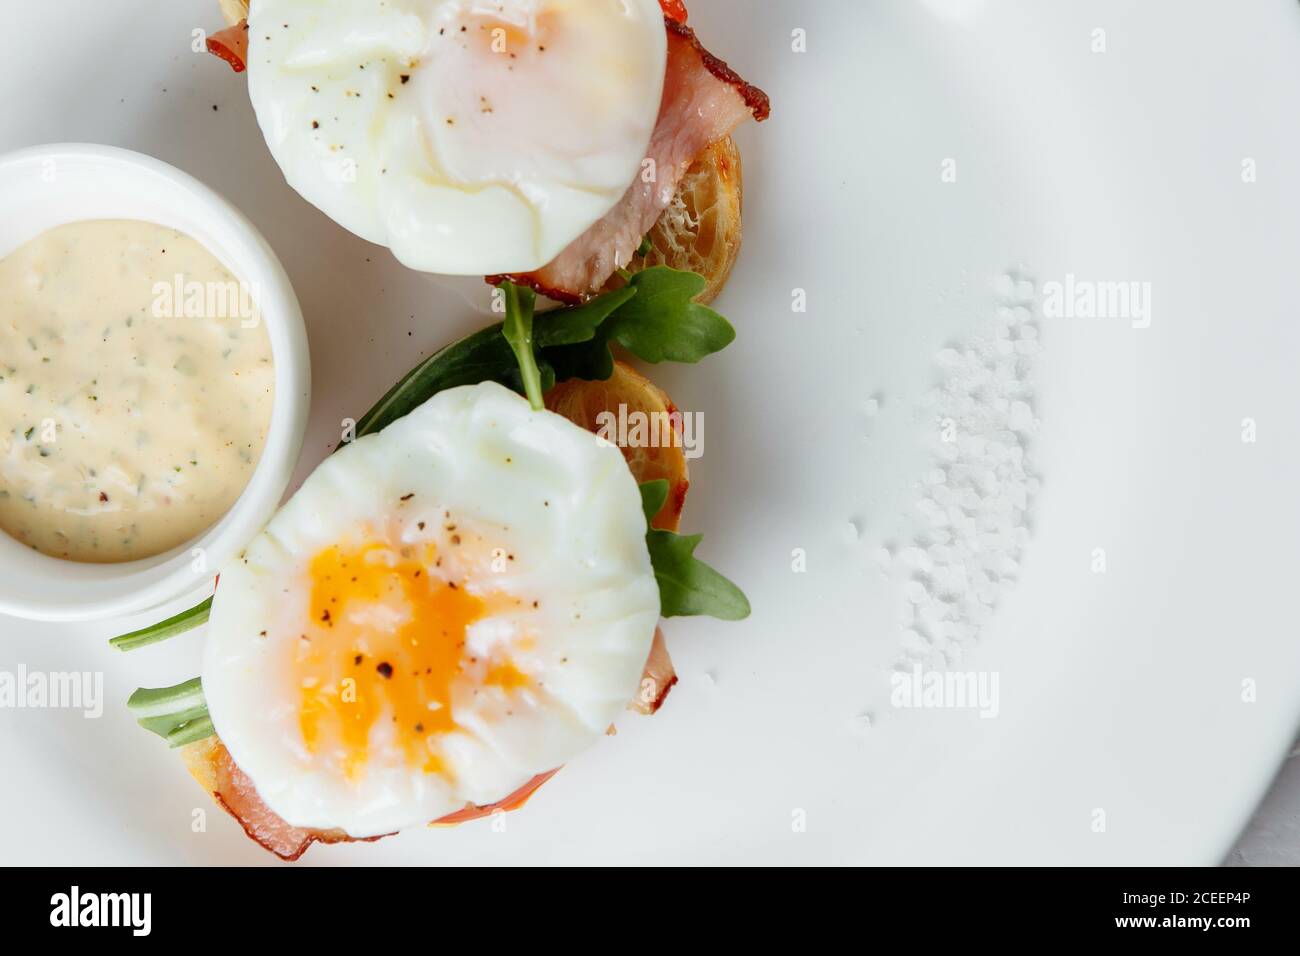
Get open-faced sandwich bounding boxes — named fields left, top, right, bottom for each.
left=206, top=0, right=768, bottom=303
left=115, top=273, right=750, bottom=858
left=111, top=0, right=766, bottom=861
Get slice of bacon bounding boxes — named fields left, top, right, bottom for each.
left=202, top=617, right=675, bottom=859
left=200, top=736, right=564, bottom=860
left=205, top=738, right=376, bottom=861
left=490, top=18, right=769, bottom=303
left=630, top=627, right=678, bottom=715
left=197, top=617, right=674, bottom=859
left=660, top=0, right=689, bottom=22
left=430, top=768, right=562, bottom=826
left=207, top=19, right=249, bottom=73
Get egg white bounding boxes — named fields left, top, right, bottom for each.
left=245, top=0, right=667, bottom=274
left=202, top=382, right=660, bottom=837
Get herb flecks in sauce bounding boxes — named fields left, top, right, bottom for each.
left=0, top=220, right=275, bottom=563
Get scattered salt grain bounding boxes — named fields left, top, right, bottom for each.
left=895, top=270, right=1041, bottom=666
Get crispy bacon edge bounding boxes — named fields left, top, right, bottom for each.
left=660, top=0, right=689, bottom=24
left=207, top=20, right=249, bottom=73
left=664, top=16, right=769, bottom=123
left=199, top=736, right=563, bottom=860
left=630, top=627, right=678, bottom=715
left=486, top=17, right=770, bottom=303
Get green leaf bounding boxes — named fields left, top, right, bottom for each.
left=127, top=677, right=205, bottom=718
left=110, top=596, right=212, bottom=651
left=534, top=285, right=636, bottom=348
left=501, top=282, right=544, bottom=410
left=352, top=323, right=520, bottom=440
left=127, top=677, right=214, bottom=747
left=541, top=267, right=737, bottom=383
left=165, top=715, right=215, bottom=748
left=135, top=704, right=208, bottom=740
left=639, top=479, right=669, bottom=524
left=542, top=331, right=616, bottom=384
left=645, top=530, right=750, bottom=621
left=605, top=268, right=736, bottom=364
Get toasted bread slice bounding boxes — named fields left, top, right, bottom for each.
left=617, top=137, right=744, bottom=305
left=545, top=360, right=689, bottom=532
left=180, top=735, right=221, bottom=793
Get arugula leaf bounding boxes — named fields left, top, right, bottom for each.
left=352, top=323, right=520, bottom=439
left=545, top=268, right=735, bottom=380
left=501, top=282, right=544, bottom=410
left=110, top=597, right=212, bottom=652
left=127, top=678, right=212, bottom=748
left=638, top=481, right=748, bottom=621
left=355, top=284, right=644, bottom=443
left=163, top=715, right=215, bottom=748
left=605, top=268, right=736, bottom=364
left=534, top=285, right=636, bottom=348
left=543, top=330, right=617, bottom=385
left=639, top=479, right=669, bottom=524
left=645, top=529, right=751, bottom=621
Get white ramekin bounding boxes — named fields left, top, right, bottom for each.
left=0, top=144, right=310, bottom=622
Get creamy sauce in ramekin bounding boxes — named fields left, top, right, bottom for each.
left=0, top=220, right=274, bottom=563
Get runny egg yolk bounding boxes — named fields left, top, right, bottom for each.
left=296, top=542, right=519, bottom=780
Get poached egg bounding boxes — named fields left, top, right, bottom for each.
left=202, top=382, right=660, bottom=837
left=245, top=0, right=668, bottom=274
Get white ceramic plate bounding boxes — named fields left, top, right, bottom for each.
left=2, top=0, right=1299, bottom=865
